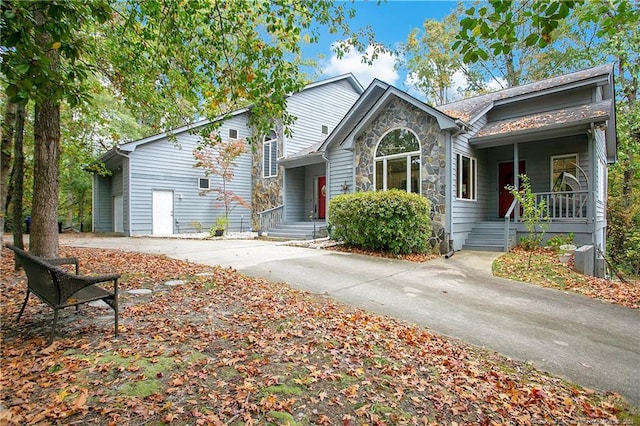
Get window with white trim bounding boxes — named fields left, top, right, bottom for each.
left=456, top=154, right=476, bottom=200
left=263, top=130, right=278, bottom=178
left=374, top=128, right=421, bottom=194
left=551, top=154, right=578, bottom=191
left=198, top=177, right=210, bottom=190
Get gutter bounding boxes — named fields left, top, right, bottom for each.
left=452, top=119, right=470, bottom=137
left=470, top=117, right=607, bottom=146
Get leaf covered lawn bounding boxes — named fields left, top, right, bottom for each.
left=1, top=246, right=637, bottom=425
left=493, top=247, right=640, bottom=309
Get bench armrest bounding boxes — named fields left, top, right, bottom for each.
left=55, top=269, right=121, bottom=304
left=41, top=257, right=80, bottom=274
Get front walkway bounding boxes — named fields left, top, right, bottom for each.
left=61, top=235, right=640, bottom=405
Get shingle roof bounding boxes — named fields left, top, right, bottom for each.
left=436, top=64, right=613, bottom=122
left=472, top=99, right=611, bottom=141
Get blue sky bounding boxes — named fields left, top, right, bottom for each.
left=308, top=1, right=462, bottom=91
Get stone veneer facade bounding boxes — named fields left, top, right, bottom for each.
left=251, top=124, right=284, bottom=229
left=354, top=98, right=449, bottom=253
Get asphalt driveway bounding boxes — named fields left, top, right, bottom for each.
left=61, top=235, right=640, bottom=405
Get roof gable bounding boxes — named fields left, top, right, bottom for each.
left=322, top=80, right=459, bottom=151
left=302, top=73, right=364, bottom=95
left=440, top=64, right=616, bottom=162
left=107, top=74, right=363, bottom=157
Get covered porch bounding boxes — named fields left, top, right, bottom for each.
left=258, top=147, right=328, bottom=239
left=465, top=125, right=606, bottom=252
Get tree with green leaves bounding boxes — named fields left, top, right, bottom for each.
left=1, top=0, right=372, bottom=256
left=403, top=2, right=582, bottom=102
left=1, top=0, right=111, bottom=256
left=452, top=0, right=639, bottom=274
left=397, top=7, right=486, bottom=104
left=453, top=0, right=580, bottom=87
left=100, top=0, right=376, bottom=140
left=1, top=101, right=17, bottom=247
left=575, top=0, right=640, bottom=274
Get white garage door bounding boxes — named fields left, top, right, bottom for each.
left=152, top=190, right=174, bottom=235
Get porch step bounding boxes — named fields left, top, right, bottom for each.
left=463, top=221, right=515, bottom=252
left=265, top=221, right=328, bottom=240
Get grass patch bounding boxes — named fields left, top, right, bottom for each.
left=119, top=379, right=162, bottom=398
left=266, top=411, right=301, bottom=425
left=260, top=384, right=305, bottom=397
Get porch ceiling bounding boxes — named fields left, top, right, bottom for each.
left=469, top=100, right=611, bottom=148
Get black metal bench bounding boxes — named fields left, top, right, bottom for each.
left=5, top=244, right=120, bottom=344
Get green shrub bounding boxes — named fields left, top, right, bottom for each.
left=546, top=233, right=574, bottom=251
left=328, top=190, right=431, bottom=254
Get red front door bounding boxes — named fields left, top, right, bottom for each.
left=498, top=161, right=525, bottom=217
left=318, top=176, right=326, bottom=219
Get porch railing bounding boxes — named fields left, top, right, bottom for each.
left=258, top=205, right=284, bottom=231
left=503, top=190, right=589, bottom=250
left=504, top=199, right=518, bottom=251
left=535, top=190, right=589, bottom=221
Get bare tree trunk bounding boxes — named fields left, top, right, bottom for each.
left=30, top=98, right=60, bottom=257
left=12, top=103, right=26, bottom=258
left=1, top=102, right=17, bottom=249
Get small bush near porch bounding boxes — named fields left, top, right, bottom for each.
left=328, top=190, right=431, bottom=254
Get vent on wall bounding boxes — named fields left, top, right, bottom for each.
left=199, top=178, right=210, bottom=190
left=321, top=125, right=329, bottom=135
left=229, top=128, right=238, bottom=139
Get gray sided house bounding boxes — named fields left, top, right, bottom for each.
left=94, top=65, right=616, bottom=274
left=315, top=64, right=615, bottom=265
left=93, top=74, right=364, bottom=236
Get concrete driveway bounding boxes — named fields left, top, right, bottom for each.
left=61, top=235, right=640, bottom=405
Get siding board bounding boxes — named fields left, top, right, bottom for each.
left=128, top=114, right=253, bottom=235
left=326, top=147, right=354, bottom=208
left=286, top=79, right=361, bottom=156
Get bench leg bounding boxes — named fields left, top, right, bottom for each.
left=17, top=289, right=30, bottom=322
left=113, top=292, right=119, bottom=337
left=48, top=309, right=60, bottom=345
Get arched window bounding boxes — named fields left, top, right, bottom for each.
left=263, top=130, right=277, bottom=178
left=374, top=128, right=420, bottom=193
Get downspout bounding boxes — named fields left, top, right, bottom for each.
left=513, top=143, right=520, bottom=223
left=590, top=123, right=597, bottom=246
left=447, top=121, right=467, bottom=251
left=322, top=150, right=330, bottom=223
left=114, top=147, right=132, bottom=237
left=453, top=119, right=470, bottom=136
left=445, top=130, right=453, bottom=251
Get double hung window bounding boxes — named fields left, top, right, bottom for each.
left=263, top=130, right=278, bottom=178
left=456, top=154, right=476, bottom=200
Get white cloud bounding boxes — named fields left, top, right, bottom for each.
left=486, top=76, right=507, bottom=92
left=321, top=43, right=399, bottom=87
left=402, top=71, right=426, bottom=101
left=404, top=68, right=509, bottom=105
